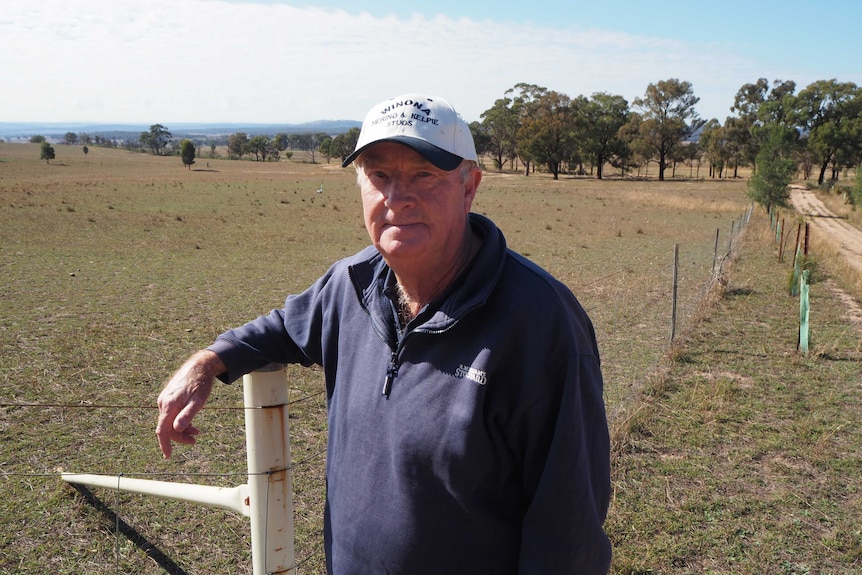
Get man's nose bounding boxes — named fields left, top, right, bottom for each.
left=383, top=175, right=416, bottom=208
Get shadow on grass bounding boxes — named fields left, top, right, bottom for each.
left=724, top=287, right=754, bottom=297
left=814, top=350, right=862, bottom=362
left=68, top=482, right=189, bottom=575
left=811, top=213, right=849, bottom=220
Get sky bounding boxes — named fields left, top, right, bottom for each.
left=2, top=0, right=860, bottom=126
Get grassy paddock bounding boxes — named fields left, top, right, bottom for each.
left=609, top=216, right=862, bottom=574
left=2, top=143, right=857, bottom=573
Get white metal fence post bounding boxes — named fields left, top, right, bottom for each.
left=243, top=364, right=296, bottom=575
left=61, top=365, right=296, bottom=575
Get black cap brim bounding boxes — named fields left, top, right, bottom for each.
left=342, top=136, right=463, bottom=171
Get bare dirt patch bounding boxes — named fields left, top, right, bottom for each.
left=825, top=279, right=862, bottom=327
left=790, top=185, right=862, bottom=336
left=790, top=185, right=862, bottom=275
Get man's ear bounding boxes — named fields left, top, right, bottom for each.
left=463, top=167, right=482, bottom=210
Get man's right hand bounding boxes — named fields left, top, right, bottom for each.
left=155, top=350, right=225, bottom=459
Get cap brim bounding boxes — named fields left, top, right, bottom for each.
left=342, top=136, right=463, bottom=171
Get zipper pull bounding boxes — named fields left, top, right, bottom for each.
left=383, top=353, right=399, bottom=398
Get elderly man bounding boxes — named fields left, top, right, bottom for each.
left=156, top=93, right=611, bottom=574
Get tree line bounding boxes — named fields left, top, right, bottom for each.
left=220, top=128, right=362, bottom=164
left=40, top=77, right=862, bottom=208
left=472, top=80, right=701, bottom=182
left=32, top=124, right=362, bottom=166
left=470, top=79, right=862, bottom=187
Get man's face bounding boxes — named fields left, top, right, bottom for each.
left=357, top=142, right=481, bottom=272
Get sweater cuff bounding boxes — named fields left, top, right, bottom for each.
left=206, top=337, right=268, bottom=384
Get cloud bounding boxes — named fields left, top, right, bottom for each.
left=2, top=0, right=758, bottom=123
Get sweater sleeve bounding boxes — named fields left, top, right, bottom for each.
left=516, top=351, right=612, bottom=575
left=206, top=308, right=315, bottom=383
left=206, top=271, right=332, bottom=384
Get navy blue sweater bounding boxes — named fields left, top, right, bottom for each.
left=210, top=214, right=611, bottom=574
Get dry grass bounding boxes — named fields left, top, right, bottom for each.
left=608, top=215, right=862, bottom=574
left=2, top=143, right=859, bottom=573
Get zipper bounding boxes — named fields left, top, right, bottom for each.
left=382, top=350, right=399, bottom=398
left=348, top=265, right=468, bottom=399
left=349, top=265, right=403, bottom=399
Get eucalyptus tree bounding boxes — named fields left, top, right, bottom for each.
left=731, top=78, right=771, bottom=120
left=755, top=80, right=798, bottom=126
left=517, top=90, right=577, bottom=180
left=328, top=127, right=361, bottom=162
left=794, top=79, right=862, bottom=184
left=618, top=112, right=652, bottom=176
left=731, top=78, right=767, bottom=168
left=228, top=132, right=249, bottom=159
left=287, top=133, right=305, bottom=151
left=248, top=135, right=278, bottom=161
left=308, top=133, right=330, bottom=164
left=629, top=78, right=704, bottom=181
left=468, top=121, right=492, bottom=163
left=139, top=124, right=172, bottom=155
left=699, top=119, right=729, bottom=178
left=479, top=98, right=520, bottom=171
left=274, top=133, right=289, bottom=151
left=699, top=115, right=758, bottom=179
left=507, top=83, right=549, bottom=175
left=319, top=136, right=333, bottom=162
left=674, top=136, right=703, bottom=178
left=579, top=92, right=630, bottom=179
left=722, top=116, right=753, bottom=178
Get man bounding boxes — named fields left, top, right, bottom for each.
left=156, top=93, right=611, bottom=574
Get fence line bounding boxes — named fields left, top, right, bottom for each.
left=770, top=206, right=815, bottom=353
left=1, top=210, right=755, bottom=574
left=0, top=390, right=326, bottom=411
left=61, top=368, right=303, bottom=575
left=4, top=468, right=326, bottom=574
left=592, top=205, right=753, bottom=425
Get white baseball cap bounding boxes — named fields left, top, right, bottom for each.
left=342, top=93, right=478, bottom=171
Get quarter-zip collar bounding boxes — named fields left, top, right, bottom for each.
left=349, top=213, right=507, bottom=337
left=347, top=214, right=508, bottom=398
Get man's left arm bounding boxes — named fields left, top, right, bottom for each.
left=517, top=353, right=612, bottom=575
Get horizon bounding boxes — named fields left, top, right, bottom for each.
left=3, top=0, right=861, bottom=125
left=0, top=119, right=363, bottom=141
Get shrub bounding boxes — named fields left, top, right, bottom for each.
left=850, top=165, right=862, bottom=208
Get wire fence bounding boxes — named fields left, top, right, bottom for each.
left=0, top=208, right=753, bottom=574
left=584, top=206, right=752, bottom=419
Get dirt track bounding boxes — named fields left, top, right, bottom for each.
left=789, top=185, right=862, bottom=328
left=789, top=185, right=862, bottom=275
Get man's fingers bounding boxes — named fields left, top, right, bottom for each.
left=174, top=397, right=205, bottom=432
left=156, top=391, right=207, bottom=458
left=156, top=420, right=200, bottom=459
left=156, top=420, right=174, bottom=459
left=155, top=350, right=220, bottom=459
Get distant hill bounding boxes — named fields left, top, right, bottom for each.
left=0, top=120, right=362, bottom=142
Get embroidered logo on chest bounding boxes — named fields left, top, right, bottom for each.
left=454, top=364, right=487, bottom=385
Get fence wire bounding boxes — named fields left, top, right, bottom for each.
left=0, top=209, right=751, bottom=574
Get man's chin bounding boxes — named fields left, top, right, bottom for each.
left=376, top=239, right=428, bottom=263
